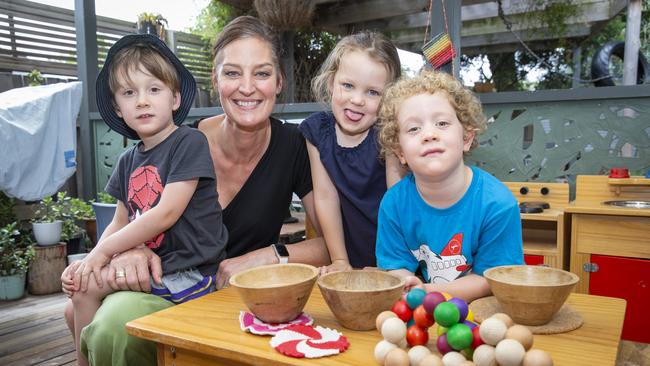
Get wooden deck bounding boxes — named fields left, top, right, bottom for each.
left=1, top=292, right=648, bottom=366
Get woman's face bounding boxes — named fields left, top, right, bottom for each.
left=213, top=37, right=282, bottom=130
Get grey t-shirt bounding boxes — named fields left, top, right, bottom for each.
left=106, top=126, right=227, bottom=276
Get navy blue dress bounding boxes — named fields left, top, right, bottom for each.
left=299, top=111, right=387, bottom=268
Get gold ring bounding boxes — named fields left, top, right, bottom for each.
left=115, top=270, right=126, bottom=279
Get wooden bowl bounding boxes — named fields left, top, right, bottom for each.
left=229, top=263, right=318, bottom=323
left=317, top=270, right=405, bottom=330
left=484, top=265, right=579, bottom=326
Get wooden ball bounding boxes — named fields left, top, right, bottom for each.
left=472, top=344, right=497, bottom=366
left=377, top=310, right=399, bottom=331
left=382, top=317, right=407, bottom=344
left=479, top=318, right=508, bottom=345
left=385, top=347, right=410, bottom=366
left=506, top=324, right=534, bottom=350
left=441, top=351, right=466, bottom=366
left=495, top=339, right=526, bottom=366
left=418, top=354, right=444, bottom=366
left=523, top=349, right=554, bottom=366
left=375, top=340, right=398, bottom=365
left=490, top=313, right=514, bottom=328
left=459, top=362, right=475, bottom=366
left=408, top=345, right=432, bottom=366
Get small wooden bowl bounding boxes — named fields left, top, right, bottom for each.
left=318, top=270, right=405, bottom=330
left=229, top=263, right=318, bottom=323
left=484, top=265, right=579, bottom=326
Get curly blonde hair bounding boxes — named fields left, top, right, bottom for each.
left=377, top=70, right=487, bottom=158
left=311, top=31, right=401, bottom=104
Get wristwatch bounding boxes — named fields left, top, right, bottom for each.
left=271, top=244, right=290, bottom=264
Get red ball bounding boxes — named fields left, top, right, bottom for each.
left=471, top=325, right=484, bottom=349
left=406, top=325, right=429, bottom=346
left=413, top=305, right=435, bottom=328
left=391, top=300, right=413, bottom=322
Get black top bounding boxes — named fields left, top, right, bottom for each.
left=193, top=118, right=313, bottom=258
left=106, top=126, right=228, bottom=276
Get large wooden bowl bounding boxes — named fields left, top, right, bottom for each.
left=317, top=270, right=405, bottom=330
left=229, top=263, right=318, bottom=323
left=484, top=265, right=579, bottom=326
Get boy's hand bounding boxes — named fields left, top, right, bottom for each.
left=403, top=275, right=425, bottom=295
left=319, top=259, right=352, bottom=276
left=73, top=250, right=111, bottom=292
left=61, top=260, right=82, bottom=297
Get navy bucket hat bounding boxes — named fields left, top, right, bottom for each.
left=96, top=34, right=196, bottom=140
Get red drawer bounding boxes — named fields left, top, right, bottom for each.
left=589, top=254, right=650, bottom=343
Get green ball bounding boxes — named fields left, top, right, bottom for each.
left=446, top=323, right=473, bottom=350
left=433, top=301, right=460, bottom=328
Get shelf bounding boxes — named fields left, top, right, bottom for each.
left=523, top=239, right=557, bottom=256
left=520, top=209, right=563, bottom=221
left=608, top=177, right=650, bottom=195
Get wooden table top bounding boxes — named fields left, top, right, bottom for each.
left=127, top=288, right=626, bottom=366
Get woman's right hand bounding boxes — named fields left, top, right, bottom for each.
left=106, top=246, right=163, bottom=292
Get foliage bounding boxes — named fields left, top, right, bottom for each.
left=137, top=12, right=168, bottom=27
left=187, top=1, right=234, bottom=44
left=97, top=192, right=117, bottom=204
left=32, top=192, right=93, bottom=241
left=292, top=30, right=339, bottom=102
left=26, top=69, right=44, bottom=86
left=0, top=222, right=35, bottom=276
left=0, top=192, right=16, bottom=228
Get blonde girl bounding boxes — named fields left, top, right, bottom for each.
left=300, top=31, right=404, bottom=274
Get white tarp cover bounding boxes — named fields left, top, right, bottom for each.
left=0, top=82, right=82, bottom=201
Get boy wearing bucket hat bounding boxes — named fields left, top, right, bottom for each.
left=61, top=34, right=227, bottom=366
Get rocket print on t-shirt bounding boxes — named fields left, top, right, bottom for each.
left=410, top=233, right=472, bottom=283
left=127, top=165, right=165, bottom=249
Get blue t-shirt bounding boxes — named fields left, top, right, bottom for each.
left=299, top=111, right=386, bottom=268
left=376, top=166, right=523, bottom=282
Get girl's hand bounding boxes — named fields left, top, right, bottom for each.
left=319, top=260, right=352, bottom=276
left=73, top=250, right=111, bottom=292
left=61, top=260, right=82, bottom=297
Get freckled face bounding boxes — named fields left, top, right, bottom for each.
left=330, top=50, right=389, bottom=145
left=214, top=37, right=283, bottom=130
left=395, top=92, right=474, bottom=180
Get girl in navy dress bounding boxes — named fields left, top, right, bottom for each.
left=299, top=32, right=404, bottom=274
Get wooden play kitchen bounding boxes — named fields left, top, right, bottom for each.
left=504, top=182, right=570, bottom=269
left=566, top=174, right=650, bottom=344
left=126, top=285, right=626, bottom=366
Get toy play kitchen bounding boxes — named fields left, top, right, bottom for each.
left=566, top=174, right=650, bottom=343
left=505, top=182, right=570, bottom=269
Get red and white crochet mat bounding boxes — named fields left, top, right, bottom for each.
left=239, top=311, right=314, bottom=335
left=269, top=324, right=349, bottom=358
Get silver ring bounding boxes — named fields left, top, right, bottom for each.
left=115, top=270, right=126, bottom=279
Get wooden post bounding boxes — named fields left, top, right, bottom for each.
left=28, top=243, right=67, bottom=295
left=623, top=0, right=642, bottom=85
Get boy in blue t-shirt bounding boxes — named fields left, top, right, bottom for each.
left=376, top=71, right=523, bottom=302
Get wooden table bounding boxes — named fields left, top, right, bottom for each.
left=127, top=288, right=626, bottom=366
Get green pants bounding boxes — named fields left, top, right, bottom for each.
left=80, top=291, right=173, bottom=366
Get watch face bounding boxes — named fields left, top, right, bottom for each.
left=275, top=244, right=289, bottom=257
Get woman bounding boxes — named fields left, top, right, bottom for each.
left=65, top=16, right=329, bottom=366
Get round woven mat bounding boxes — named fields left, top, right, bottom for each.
left=469, top=296, right=583, bottom=334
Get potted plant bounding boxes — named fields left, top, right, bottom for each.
left=70, top=197, right=96, bottom=248
left=31, top=196, right=63, bottom=246
left=137, top=12, right=168, bottom=39
left=92, top=192, right=117, bottom=244
left=0, top=222, right=35, bottom=300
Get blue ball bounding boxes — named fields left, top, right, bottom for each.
left=406, top=288, right=427, bottom=309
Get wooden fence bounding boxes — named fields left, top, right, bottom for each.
left=0, top=0, right=213, bottom=96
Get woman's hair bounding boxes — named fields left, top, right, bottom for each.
left=311, top=31, right=401, bottom=104
left=377, top=70, right=487, bottom=158
left=211, top=15, right=285, bottom=85
left=108, top=44, right=180, bottom=95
